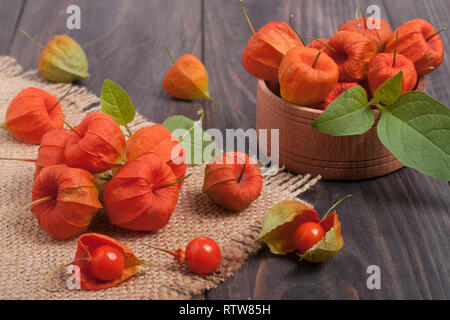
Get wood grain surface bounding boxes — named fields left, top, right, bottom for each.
left=0, top=0, right=448, bottom=300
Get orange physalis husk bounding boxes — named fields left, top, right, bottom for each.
left=258, top=200, right=344, bottom=262
left=368, top=53, right=417, bottom=96
left=103, top=152, right=180, bottom=231
left=73, top=233, right=147, bottom=290
left=316, top=82, right=360, bottom=110
left=162, top=53, right=211, bottom=100
left=242, top=21, right=304, bottom=81
left=2, top=87, right=65, bottom=144
left=323, top=31, right=378, bottom=82
left=125, top=124, right=187, bottom=186
left=279, top=47, right=339, bottom=106
left=31, top=165, right=102, bottom=240
left=338, top=16, right=392, bottom=52
left=202, top=151, right=263, bottom=211
left=34, top=128, right=72, bottom=179
left=64, top=112, right=126, bottom=173
left=384, top=19, right=445, bottom=76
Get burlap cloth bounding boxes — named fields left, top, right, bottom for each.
left=0, top=56, right=320, bottom=300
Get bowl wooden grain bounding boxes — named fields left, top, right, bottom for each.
left=256, top=77, right=426, bottom=181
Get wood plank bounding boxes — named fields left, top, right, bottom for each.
left=203, top=0, right=449, bottom=299
left=0, top=0, right=25, bottom=54
left=9, top=0, right=203, bottom=123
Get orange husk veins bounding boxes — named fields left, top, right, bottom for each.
left=323, top=31, right=378, bottom=82
left=202, top=151, right=263, bottom=211
left=34, top=128, right=72, bottom=179
left=64, top=112, right=126, bottom=173
left=31, top=165, right=102, bottom=240
left=338, top=17, right=392, bottom=52
left=162, top=54, right=211, bottom=100
left=306, top=38, right=330, bottom=51
left=384, top=19, right=444, bottom=76
left=279, top=47, right=339, bottom=106
left=316, top=82, right=360, bottom=110
left=368, top=53, right=418, bottom=95
left=103, top=152, right=180, bottom=231
left=74, top=233, right=146, bottom=290
left=125, top=124, right=187, bottom=186
left=242, top=21, right=304, bottom=81
left=4, top=87, right=65, bottom=144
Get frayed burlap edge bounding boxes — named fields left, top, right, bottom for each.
left=0, top=56, right=321, bottom=300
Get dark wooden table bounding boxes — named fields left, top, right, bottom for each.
left=1, top=0, right=448, bottom=300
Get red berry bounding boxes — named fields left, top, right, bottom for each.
left=294, top=222, right=326, bottom=254
left=89, top=245, right=125, bottom=281
left=185, top=237, right=222, bottom=275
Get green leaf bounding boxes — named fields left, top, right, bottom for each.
left=100, top=79, right=136, bottom=134
left=258, top=201, right=320, bottom=255
left=377, top=91, right=450, bottom=181
left=373, top=71, right=403, bottom=105
left=162, top=110, right=219, bottom=164
left=311, top=86, right=374, bottom=136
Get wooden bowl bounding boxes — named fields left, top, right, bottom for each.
left=256, top=78, right=426, bottom=181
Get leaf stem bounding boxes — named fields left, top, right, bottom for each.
left=232, top=154, right=247, bottom=183
left=392, top=30, right=399, bottom=67
left=312, top=50, right=322, bottom=69
left=44, top=258, right=91, bottom=293
left=143, top=243, right=185, bottom=264
left=124, top=124, right=132, bottom=137
left=323, top=195, right=351, bottom=220
left=425, top=26, right=447, bottom=41
left=152, top=173, right=192, bottom=191
left=238, top=0, right=256, bottom=35
left=289, top=15, right=305, bottom=46
left=58, top=113, right=82, bottom=137
left=165, top=48, right=176, bottom=64
left=21, top=30, right=45, bottom=49
left=50, top=87, right=72, bottom=111
left=0, top=157, right=36, bottom=163
left=306, top=37, right=336, bottom=52
left=355, top=6, right=367, bottom=29
left=12, top=195, right=55, bottom=224
left=355, top=6, right=361, bottom=26
left=180, top=108, right=204, bottom=143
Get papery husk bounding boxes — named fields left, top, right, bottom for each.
left=242, top=21, right=304, bottom=81
left=323, top=31, right=378, bottom=82
left=74, top=233, right=147, bottom=290
left=279, top=47, right=339, bottom=106
left=339, top=17, right=392, bottom=52
left=38, top=35, right=90, bottom=83
left=103, top=152, right=179, bottom=231
left=31, top=165, right=102, bottom=240
left=202, top=151, right=262, bottom=211
left=298, top=211, right=344, bottom=262
left=64, top=112, right=126, bottom=173
left=368, top=53, right=418, bottom=95
left=34, top=128, right=72, bottom=179
left=162, top=54, right=211, bottom=100
left=4, top=87, right=64, bottom=144
left=126, top=124, right=187, bottom=185
left=384, top=19, right=444, bottom=76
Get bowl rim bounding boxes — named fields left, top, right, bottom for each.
left=258, top=76, right=426, bottom=119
